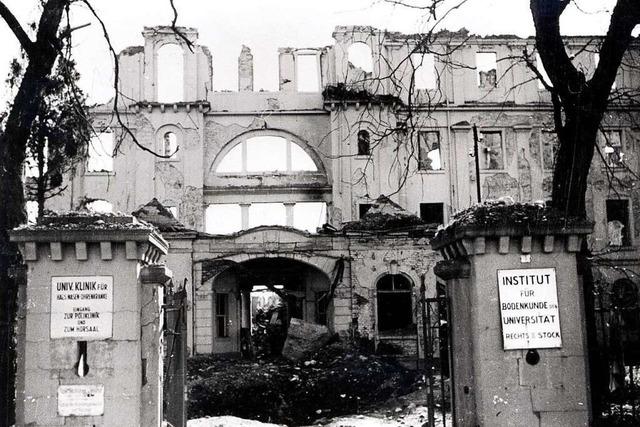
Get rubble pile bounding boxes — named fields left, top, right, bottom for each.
left=187, top=342, right=421, bottom=425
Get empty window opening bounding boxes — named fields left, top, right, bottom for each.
left=215, top=136, right=318, bottom=174
left=293, top=202, right=327, bottom=233
left=359, top=203, right=373, bottom=219
left=357, top=130, right=371, bottom=155
left=412, top=53, right=436, bottom=90
left=87, top=131, right=114, bottom=173
left=85, top=200, right=113, bottom=214
left=248, top=203, right=287, bottom=228
left=606, top=199, right=631, bottom=247
left=290, top=143, right=317, bottom=171
left=476, top=52, right=497, bottom=88
left=536, top=53, right=552, bottom=89
left=479, top=131, right=503, bottom=170
left=215, top=293, right=230, bottom=338
left=26, top=200, right=38, bottom=224
left=418, top=131, right=442, bottom=170
left=296, top=54, right=320, bottom=92
left=157, top=43, right=184, bottom=102
left=602, top=130, right=624, bottom=167
left=246, top=137, right=287, bottom=172
left=377, top=274, right=413, bottom=334
left=162, top=132, right=178, bottom=158
left=206, top=204, right=242, bottom=234
left=315, top=291, right=329, bottom=325
left=216, top=143, right=243, bottom=173
left=420, top=203, right=444, bottom=225
left=347, top=42, right=373, bottom=73
left=541, top=131, right=558, bottom=170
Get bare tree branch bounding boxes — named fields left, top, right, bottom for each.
left=0, top=1, right=34, bottom=55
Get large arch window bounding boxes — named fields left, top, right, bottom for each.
left=215, top=136, right=318, bottom=174
left=377, top=274, right=413, bottom=334
left=157, top=43, right=184, bottom=102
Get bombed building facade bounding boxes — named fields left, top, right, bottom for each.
left=39, top=26, right=640, bottom=358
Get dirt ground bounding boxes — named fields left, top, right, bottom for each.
left=187, top=342, right=430, bottom=426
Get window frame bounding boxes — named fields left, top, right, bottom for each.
left=214, top=134, right=321, bottom=175
left=376, top=273, right=415, bottom=335
left=476, top=51, right=498, bottom=89
left=600, top=128, right=626, bottom=169
left=478, top=129, right=505, bottom=171
left=86, top=130, right=115, bottom=175
left=606, top=198, right=633, bottom=247
left=540, top=129, right=558, bottom=172
left=417, top=129, right=443, bottom=172
left=215, top=293, right=230, bottom=338
left=295, top=50, right=321, bottom=93
left=159, top=130, right=180, bottom=161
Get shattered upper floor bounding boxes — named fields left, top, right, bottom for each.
left=110, top=25, right=640, bottom=114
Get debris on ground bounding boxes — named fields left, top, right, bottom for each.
left=281, top=318, right=333, bottom=361
left=187, top=341, right=422, bottom=426
left=187, top=416, right=285, bottom=427
left=187, top=388, right=452, bottom=426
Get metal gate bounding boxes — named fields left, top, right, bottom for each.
left=164, top=282, right=188, bottom=427
left=422, top=290, right=452, bottom=427
left=589, top=277, right=640, bottom=426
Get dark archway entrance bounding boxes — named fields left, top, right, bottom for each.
left=209, top=257, right=331, bottom=357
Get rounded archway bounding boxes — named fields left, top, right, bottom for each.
left=203, top=257, right=333, bottom=357
left=376, top=273, right=414, bottom=335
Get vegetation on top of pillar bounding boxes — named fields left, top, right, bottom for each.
left=431, top=200, right=594, bottom=248
left=13, top=211, right=153, bottom=232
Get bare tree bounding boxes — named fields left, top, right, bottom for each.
left=530, top=0, right=640, bottom=217
left=0, top=1, right=188, bottom=423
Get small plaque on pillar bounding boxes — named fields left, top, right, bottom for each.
left=51, top=276, right=113, bottom=339
left=497, top=268, right=562, bottom=350
left=57, top=384, right=104, bottom=416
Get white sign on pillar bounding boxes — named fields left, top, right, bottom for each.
left=497, top=268, right=562, bottom=350
left=50, top=276, right=113, bottom=339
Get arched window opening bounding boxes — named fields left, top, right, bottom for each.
left=377, top=274, right=413, bottom=334
left=216, top=143, right=243, bottom=173
left=246, top=137, right=287, bottom=172
left=215, top=136, right=318, bottom=174
left=157, top=43, right=184, bottom=102
left=357, top=130, right=370, bottom=155
left=348, top=42, right=373, bottom=73
left=162, top=132, right=178, bottom=158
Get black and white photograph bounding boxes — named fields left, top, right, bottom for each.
left=0, top=1, right=639, bottom=426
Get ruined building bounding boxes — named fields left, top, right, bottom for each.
left=37, top=26, right=640, bottom=358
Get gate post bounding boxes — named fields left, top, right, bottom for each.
left=10, top=213, right=169, bottom=426
left=431, top=206, right=593, bottom=426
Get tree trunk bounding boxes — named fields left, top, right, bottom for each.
left=549, top=106, right=601, bottom=218
left=0, top=2, right=66, bottom=424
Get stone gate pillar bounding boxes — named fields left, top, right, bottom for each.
left=431, top=207, right=593, bottom=426
left=10, top=214, right=170, bottom=426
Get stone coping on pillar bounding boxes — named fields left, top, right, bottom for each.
left=9, top=212, right=168, bottom=262
left=430, top=203, right=593, bottom=259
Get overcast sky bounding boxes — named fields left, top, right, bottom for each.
left=0, top=0, right=621, bottom=104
